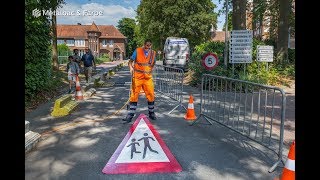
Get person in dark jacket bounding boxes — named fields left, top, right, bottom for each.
left=81, top=48, right=96, bottom=84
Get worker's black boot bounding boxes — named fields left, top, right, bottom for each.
left=149, top=112, right=157, bottom=120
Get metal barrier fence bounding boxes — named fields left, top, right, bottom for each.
left=191, top=74, right=286, bottom=173
left=153, top=65, right=186, bottom=114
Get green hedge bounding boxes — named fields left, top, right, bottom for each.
left=25, top=0, right=53, bottom=104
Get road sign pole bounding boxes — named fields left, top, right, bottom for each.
left=266, top=62, right=268, bottom=71
left=224, top=0, right=229, bottom=68
left=244, top=63, right=246, bottom=76
left=258, top=62, right=260, bottom=83
left=232, top=63, right=234, bottom=77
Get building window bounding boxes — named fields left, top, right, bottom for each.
left=75, top=40, right=85, bottom=47
left=102, top=39, right=107, bottom=45
left=66, top=39, right=75, bottom=46
left=57, top=39, right=65, bottom=45
left=109, top=40, right=114, bottom=45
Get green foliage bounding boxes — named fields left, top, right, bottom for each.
left=222, top=11, right=233, bottom=31
left=189, top=41, right=226, bottom=86
left=96, top=56, right=111, bottom=64
left=25, top=0, right=53, bottom=103
left=117, top=18, right=138, bottom=57
left=134, top=25, right=145, bottom=48
left=100, top=53, right=110, bottom=59
left=136, top=0, right=218, bottom=49
left=281, top=64, right=295, bottom=77
left=57, top=44, right=71, bottom=55
left=56, top=44, right=72, bottom=64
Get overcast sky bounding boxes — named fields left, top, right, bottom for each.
left=56, top=0, right=226, bottom=30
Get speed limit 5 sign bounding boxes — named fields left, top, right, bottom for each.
left=202, top=53, right=219, bottom=70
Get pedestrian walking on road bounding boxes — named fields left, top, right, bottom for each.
left=73, top=49, right=82, bottom=73
left=122, top=39, right=157, bottom=123
left=81, top=48, right=96, bottom=85
left=66, top=56, right=80, bottom=93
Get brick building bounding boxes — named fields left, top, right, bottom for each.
left=57, top=22, right=127, bottom=60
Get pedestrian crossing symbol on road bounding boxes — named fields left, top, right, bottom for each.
left=102, top=113, right=182, bottom=174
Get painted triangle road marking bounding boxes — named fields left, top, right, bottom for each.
left=102, top=113, right=182, bottom=174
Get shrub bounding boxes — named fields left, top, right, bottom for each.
left=288, top=48, right=295, bottom=64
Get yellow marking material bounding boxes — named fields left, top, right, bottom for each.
left=51, top=94, right=79, bottom=117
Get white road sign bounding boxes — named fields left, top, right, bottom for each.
left=230, top=47, right=252, bottom=51
left=229, top=30, right=253, bottom=63
left=230, top=50, right=252, bottom=54
left=230, top=34, right=253, bottom=39
left=258, top=50, right=273, bottom=53
left=257, top=45, right=273, bottom=62
left=257, top=45, right=273, bottom=50
left=230, top=43, right=252, bottom=47
left=229, top=55, right=252, bottom=63
left=257, top=57, right=273, bottom=62
left=230, top=38, right=253, bottom=43
left=230, top=30, right=253, bottom=34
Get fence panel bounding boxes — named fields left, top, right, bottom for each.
left=154, top=65, right=186, bottom=114
left=191, top=74, right=286, bottom=172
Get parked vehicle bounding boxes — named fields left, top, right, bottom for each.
left=163, top=37, right=190, bottom=71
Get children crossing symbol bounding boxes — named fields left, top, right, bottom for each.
left=102, top=114, right=182, bottom=174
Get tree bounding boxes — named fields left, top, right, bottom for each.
left=25, top=0, right=53, bottom=102
left=136, top=0, right=218, bottom=49
left=223, top=11, right=233, bottom=31
left=50, top=0, right=65, bottom=70
left=251, top=0, right=267, bottom=40
left=117, top=18, right=137, bottom=58
left=232, top=0, right=247, bottom=30
left=276, top=0, right=290, bottom=64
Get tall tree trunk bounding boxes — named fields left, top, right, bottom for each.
left=52, top=13, right=59, bottom=70
left=276, top=0, right=290, bottom=64
left=258, top=14, right=263, bottom=40
left=252, top=0, right=257, bottom=36
left=232, top=0, right=247, bottom=30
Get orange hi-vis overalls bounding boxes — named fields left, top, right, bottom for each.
left=130, top=47, right=156, bottom=102
left=128, top=47, right=156, bottom=117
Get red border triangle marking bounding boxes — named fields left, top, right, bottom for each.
left=102, top=114, right=182, bottom=174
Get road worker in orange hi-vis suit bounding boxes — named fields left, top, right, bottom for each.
left=122, top=39, right=157, bottom=123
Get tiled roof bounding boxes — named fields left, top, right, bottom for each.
left=88, top=21, right=100, bottom=32
left=211, top=31, right=229, bottom=42
left=57, top=22, right=126, bottom=39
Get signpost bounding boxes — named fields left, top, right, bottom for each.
left=202, top=53, right=219, bottom=70
left=257, top=45, right=273, bottom=71
left=229, top=30, right=253, bottom=76
left=257, top=45, right=273, bottom=62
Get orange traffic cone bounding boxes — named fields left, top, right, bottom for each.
left=280, top=140, right=295, bottom=180
left=184, top=95, right=197, bottom=120
left=75, top=75, right=84, bottom=100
